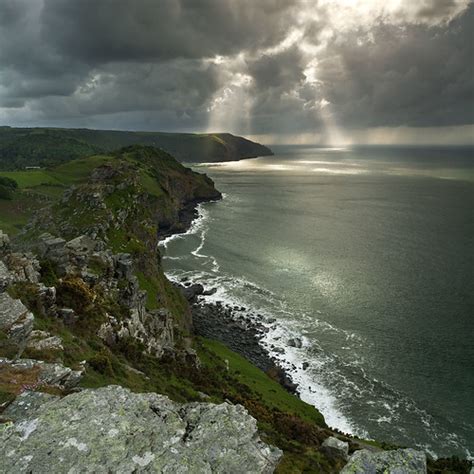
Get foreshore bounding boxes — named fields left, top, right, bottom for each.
left=187, top=290, right=300, bottom=394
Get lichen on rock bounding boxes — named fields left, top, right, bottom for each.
left=0, top=385, right=282, bottom=473
left=341, top=447, right=427, bottom=474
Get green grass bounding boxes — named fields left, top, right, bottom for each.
left=139, top=169, right=165, bottom=197
left=0, top=192, right=45, bottom=235
left=0, top=170, right=62, bottom=188
left=136, top=271, right=159, bottom=310
left=199, top=338, right=325, bottom=427
left=50, top=155, right=113, bottom=185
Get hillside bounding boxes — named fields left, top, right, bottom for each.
left=0, top=126, right=273, bottom=170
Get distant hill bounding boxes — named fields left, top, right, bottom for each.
left=0, top=126, right=273, bottom=170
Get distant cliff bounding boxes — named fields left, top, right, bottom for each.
left=0, top=126, right=273, bottom=170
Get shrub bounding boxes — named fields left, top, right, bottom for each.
left=56, top=276, right=95, bottom=311
left=88, top=352, right=114, bottom=376
left=0, top=176, right=18, bottom=189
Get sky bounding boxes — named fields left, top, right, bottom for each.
left=0, top=0, right=473, bottom=145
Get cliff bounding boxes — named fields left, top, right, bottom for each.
left=0, top=126, right=273, bottom=170
left=0, top=146, right=470, bottom=473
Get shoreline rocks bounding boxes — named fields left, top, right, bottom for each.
left=190, top=299, right=300, bottom=395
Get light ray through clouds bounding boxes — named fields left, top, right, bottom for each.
left=0, top=0, right=472, bottom=143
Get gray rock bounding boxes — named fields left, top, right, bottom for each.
left=58, top=307, right=77, bottom=325
left=26, top=330, right=63, bottom=352
left=0, top=358, right=83, bottom=390
left=37, top=233, right=66, bottom=256
left=0, top=260, right=12, bottom=291
left=114, top=253, right=134, bottom=280
left=341, top=448, right=427, bottom=474
left=180, top=283, right=204, bottom=302
left=322, top=436, right=349, bottom=460
left=2, top=391, right=57, bottom=422
left=3, top=252, right=40, bottom=284
left=65, top=235, right=98, bottom=254
left=0, top=385, right=282, bottom=473
left=0, top=293, right=34, bottom=357
left=287, top=337, right=303, bottom=348
left=0, top=229, right=10, bottom=252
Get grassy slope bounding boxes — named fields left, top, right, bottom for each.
left=0, top=155, right=114, bottom=235
left=0, top=126, right=273, bottom=170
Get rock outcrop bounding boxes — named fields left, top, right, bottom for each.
left=0, top=293, right=34, bottom=358
left=0, top=358, right=83, bottom=392
left=321, top=436, right=349, bottom=461
left=341, top=448, right=427, bottom=473
left=0, top=385, right=282, bottom=473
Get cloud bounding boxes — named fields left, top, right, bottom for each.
left=316, top=8, right=474, bottom=128
left=0, top=0, right=472, bottom=142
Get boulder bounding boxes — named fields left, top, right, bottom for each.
left=288, top=337, right=303, bottom=348
left=26, top=330, right=63, bottom=352
left=37, top=233, right=66, bottom=258
left=180, top=283, right=204, bottom=302
left=58, top=308, right=77, bottom=325
left=0, top=229, right=10, bottom=252
left=0, top=358, right=83, bottom=391
left=114, top=253, right=134, bottom=280
left=0, top=293, right=34, bottom=358
left=0, top=385, right=282, bottom=473
left=0, top=259, right=12, bottom=291
left=341, top=448, right=427, bottom=474
left=65, top=235, right=99, bottom=254
left=321, top=436, right=349, bottom=460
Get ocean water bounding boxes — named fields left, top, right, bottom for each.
left=160, top=145, right=474, bottom=458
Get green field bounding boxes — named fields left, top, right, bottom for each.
left=0, top=155, right=117, bottom=235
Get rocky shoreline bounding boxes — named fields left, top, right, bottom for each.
left=175, top=280, right=300, bottom=395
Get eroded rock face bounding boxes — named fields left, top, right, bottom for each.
left=0, top=293, right=34, bottom=358
left=0, top=260, right=11, bottom=291
left=341, top=448, right=427, bottom=474
left=0, top=385, right=282, bottom=473
left=0, top=229, right=10, bottom=252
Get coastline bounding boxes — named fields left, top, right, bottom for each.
left=157, top=162, right=474, bottom=463
left=159, top=198, right=360, bottom=434
left=158, top=197, right=362, bottom=435
left=158, top=195, right=301, bottom=396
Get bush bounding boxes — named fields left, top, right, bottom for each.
left=88, top=352, right=114, bottom=376
left=56, top=276, right=94, bottom=311
left=0, top=185, right=12, bottom=200
left=0, top=176, right=18, bottom=189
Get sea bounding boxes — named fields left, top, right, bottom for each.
left=159, top=145, right=474, bottom=458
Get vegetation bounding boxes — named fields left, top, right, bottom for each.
left=0, top=126, right=273, bottom=170
left=0, top=176, right=18, bottom=200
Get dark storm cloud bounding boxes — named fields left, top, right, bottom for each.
left=41, top=0, right=296, bottom=63
left=317, top=6, right=474, bottom=129
left=247, top=46, right=306, bottom=91
left=0, top=0, right=472, bottom=139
